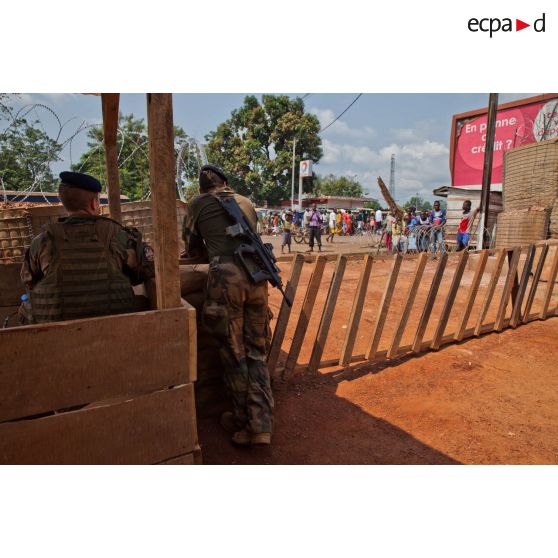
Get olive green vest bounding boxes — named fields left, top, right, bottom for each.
left=31, top=219, right=134, bottom=323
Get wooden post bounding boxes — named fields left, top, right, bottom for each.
left=522, top=244, right=548, bottom=321
left=365, top=253, right=403, bottom=360
left=477, top=93, right=498, bottom=250
left=455, top=249, right=489, bottom=341
left=284, top=255, right=327, bottom=375
left=101, top=93, right=122, bottom=223
left=146, top=93, right=181, bottom=310
left=339, top=255, right=374, bottom=366
left=431, top=250, right=468, bottom=350
left=510, top=244, right=536, bottom=328
left=308, top=255, right=347, bottom=373
left=387, top=252, right=428, bottom=359
left=474, top=249, right=506, bottom=336
left=267, top=253, right=305, bottom=376
left=412, top=252, right=448, bottom=353
left=494, top=247, right=521, bottom=331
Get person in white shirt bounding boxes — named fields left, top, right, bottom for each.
left=327, top=210, right=337, bottom=243
left=375, top=208, right=383, bottom=231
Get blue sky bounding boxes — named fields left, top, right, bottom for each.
left=8, top=93, right=535, bottom=202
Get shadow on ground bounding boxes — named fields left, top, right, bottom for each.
left=197, top=351, right=460, bottom=465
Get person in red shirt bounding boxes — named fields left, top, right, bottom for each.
left=457, top=200, right=479, bottom=251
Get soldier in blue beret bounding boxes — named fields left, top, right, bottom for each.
left=20, top=171, right=154, bottom=323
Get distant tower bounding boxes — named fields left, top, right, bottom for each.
left=389, top=154, right=396, bottom=199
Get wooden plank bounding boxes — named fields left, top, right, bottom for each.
left=365, top=254, right=403, bottom=360
left=267, top=253, right=305, bottom=375
left=308, top=255, right=348, bottom=373
left=431, top=250, right=469, bottom=350
left=387, top=252, right=428, bottom=359
left=455, top=249, right=489, bottom=341
left=539, top=246, right=558, bottom=319
left=412, top=252, right=448, bottom=353
left=494, top=248, right=521, bottom=331
left=522, top=244, right=548, bottom=321
left=0, top=307, right=194, bottom=423
left=510, top=244, right=536, bottom=328
left=182, top=300, right=198, bottom=383
left=474, top=249, right=507, bottom=336
left=146, top=93, right=181, bottom=309
left=284, top=255, right=327, bottom=374
left=158, top=445, right=202, bottom=465
left=0, top=384, right=197, bottom=465
left=101, top=93, right=122, bottom=223
left=339, top=255, right=374, bottom=366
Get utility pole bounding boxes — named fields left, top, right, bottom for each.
left=389, top=154, right=396, bottom=200
left=298, top=169, right=303, bottom=212
left=477, top=93, right=499, bottom=250
left=291, top=137, right=297, bottom=210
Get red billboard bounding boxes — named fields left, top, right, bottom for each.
left=450, top=94, right=558, bottom=187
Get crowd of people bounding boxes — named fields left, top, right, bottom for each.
left=258, top=199, right=479, bottom=255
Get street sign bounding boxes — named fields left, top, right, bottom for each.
left=299, top=160, right=313, bottom=177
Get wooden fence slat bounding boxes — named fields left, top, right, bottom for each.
left=522, top=244, right=548, bottom=322
left=495, top=248, right=521, bottom=331
left=474, top=249, right=507, bottom=336
left=0, top=385, right=196, bottom=465
left=365, top=254, right=403, bottom=360
left=387, top=252, right=428, bottom=359
left=412, top=252, right=448, bottom=353
left=455, top=250, right=489, bottom=341
left=431, top=250, right=469, bottom=350
left=539, top=246, right=558, bottom=320
left=284, top=255, right=327, bottom=375
left=308, top=255, right=348, bottom=373
left=267, top=253, right=305, bottom=376
left=339, top=255, right=374, bottom=366
left=510, top=244, right=536, bottom=328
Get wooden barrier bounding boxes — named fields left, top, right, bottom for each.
left=268, top=241, right=558, bottom=375
left=0, top=304, right=199, bottom=464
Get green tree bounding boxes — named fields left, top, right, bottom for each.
left=73, top=113, right=193, bottom=201
left=405, top=195, right=432, bottom=211
left=205, top=95, right=322, bottom=205
left=363, top=199, right=381, bottom=210
left=314, top=174, right=364, bottom=197
left=0, top=94, right=62, bottom=192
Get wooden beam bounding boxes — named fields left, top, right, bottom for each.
left=365, top=253, right=403, bottom=360
left=267, top=253, right=305, bottom=376
left=455, top=249, right=489, bottom=341
left=339, top=255, right=374, bottom=366
left=494, top=248, right=521, bottom=331
left=539, top=246, right=558, bottom=319
left=101, top=93, right=122, bottom=223
left=412, top=252, right=448, bottom=353
left=474, top=249, right=506, bottom=336
left=284, top=255, right=327, bottom=375
left=510, top=244, right=536, bottom=328
left=431, top=249, right=468, bottom=350
left=308, top=255, right=347, bottom=373
left=387, top=252, right=428, bottom=359
left=146, top=93, right=181, bottom=309
left=522, top=244, right=548, bottom=321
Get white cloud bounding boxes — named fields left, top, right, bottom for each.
left=310, top=107, right=376, bottom=141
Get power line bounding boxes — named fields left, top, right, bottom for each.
left=320, top=94, right=362, bottom=133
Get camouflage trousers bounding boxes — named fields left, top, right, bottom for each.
left=201, top=258, right=274, bottom=434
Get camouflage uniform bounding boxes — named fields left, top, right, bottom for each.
left=183, top=185, right=274, bottom=435
left=21, top=215, right=154, bottom=323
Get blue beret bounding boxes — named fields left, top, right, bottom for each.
left=59, top=171, right=102, bottom=193
left=200, top=164, right=228, bottom=183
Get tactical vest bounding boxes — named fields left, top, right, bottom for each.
left=31, top=219, right=135, bottom=323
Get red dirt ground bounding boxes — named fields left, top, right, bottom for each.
left=197, top=245, right=558, bottom=465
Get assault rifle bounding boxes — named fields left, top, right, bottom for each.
left=215, top=194, right=292, bottom=307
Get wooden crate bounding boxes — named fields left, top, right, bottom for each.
left=0, top=304, right=199, bottom=464
left=101, top=200, right=187, bottom=250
